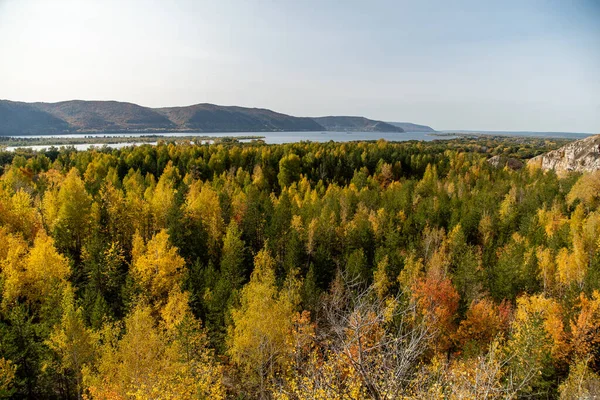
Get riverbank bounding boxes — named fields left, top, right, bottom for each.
left=0, top=134, right=265, bottom=148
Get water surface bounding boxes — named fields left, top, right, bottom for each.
left=6, top=131, right=447, bottom=151
left=5, top=129, right=591, bottom=152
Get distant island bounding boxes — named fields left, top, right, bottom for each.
left=0, top=100, right=434, bottom=135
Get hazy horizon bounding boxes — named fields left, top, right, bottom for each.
left=1, top=0, right=599, bottom=132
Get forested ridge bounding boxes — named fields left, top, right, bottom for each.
left=0, top=137, right=599, bottom=399
left=0, top=100, right=416, bottom=135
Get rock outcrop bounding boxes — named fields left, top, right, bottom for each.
left=487, top=155, right=524, bottom=170
left=528, top=134, right=600, bottom=173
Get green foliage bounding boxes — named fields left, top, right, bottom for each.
left=0, top=137, right=597, bottom=399
left=278, top=153, right=302, bottom=188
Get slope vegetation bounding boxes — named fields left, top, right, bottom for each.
left=34, top=100, right=175, bottom=131
left=0, top=100, right=70, bottom=135
left=312, top=116, right=403, bottom=132
left=156, top=103, right=323, bottom=132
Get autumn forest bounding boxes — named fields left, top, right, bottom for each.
left=0, top=138, right=599, bottom=399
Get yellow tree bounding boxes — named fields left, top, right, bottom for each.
left=537, top=202, right=567, bottom=238
left=536, top=246, right=556, bottom=294
left=499, top=185, right=518, bottom=221
left=0, top=358, right=16, bottom=398
left=228, top=248, right=299, bottom=398
left=84, top=303, right=170, bottom=398
left=555, top=246, right=586, bottom=291
left=570, top=291, right=600, bottom=366
left=41, top=186, right=60, bottom=233
left=84, top=300, right=224, bottom=400
left=505, top=294, right=567, bottom=395
left=160, top=289, right=225, bottom=399
left=53, top=168, right=92, bottom=255
left=130, top=230, right=185, bottom=305
left=183, top=180, right=224, bottom=258
left=23, top=232, right=71, bottom=305
left=123, top=169, right=153, bottom=239
left=566, top=171, right=600, bottom=209
left=148, top=162, right=179, bottom=231
left=478, top=212, right=495, bottom=247
left=0, top=188, right=41, bottom=241
left=372, top=255, right=391, bottom=300
left=98, top=182, right=134, bottom=251
left=48, top=285, right=97, bottom=400
left=0, top=228, right=29, bottom=307
left=0, top=230, right=70, bottom=308
left=397, top=253, right=424, bottom=293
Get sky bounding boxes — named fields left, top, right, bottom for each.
left=0, top=0, right=599, bottom=132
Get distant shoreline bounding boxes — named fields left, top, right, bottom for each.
left=0, top=134, right=265, bottom=148
left=432, top=131, right=590, bottom=140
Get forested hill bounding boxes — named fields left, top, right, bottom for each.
left=388, top=121, right=435, bottom=132
left=155, top=103, right=323, bottom=132
left=0, top=99, right=423, bottom=135
left=0, top=136, right=599, bottom=399
left=0, top=100, right=323, bottom=135
left=35, top=100, right=175, bottom=131
left=0, top=100, right=71, bottom=135
left=312, top=116, right=403, bottom=132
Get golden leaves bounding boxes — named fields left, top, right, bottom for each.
left=1, top=230, right=70, bottom=306
left=131, top=229, right=184, bottom=304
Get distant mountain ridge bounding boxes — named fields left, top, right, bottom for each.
left=35, top=100, right=175, bottom=131
left=388, top=122, right=435, bottom=132
left=0, top=101, right=70, bottom=135
left=157, top=103, right=323, bottom=132
left=312, top=116, right=403, bottom=133
left=0, top=99, right=429, bottom=135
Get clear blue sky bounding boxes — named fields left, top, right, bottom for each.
left=0, top=0, right=598, bottom=132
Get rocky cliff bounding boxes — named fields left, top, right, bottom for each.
left=528, top=134, right=600, bottom=173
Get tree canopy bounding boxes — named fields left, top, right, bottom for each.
left=0, top=136, right=598, bottom=398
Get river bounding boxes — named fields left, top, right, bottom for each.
left=4, top=130, right=592, bottom=151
